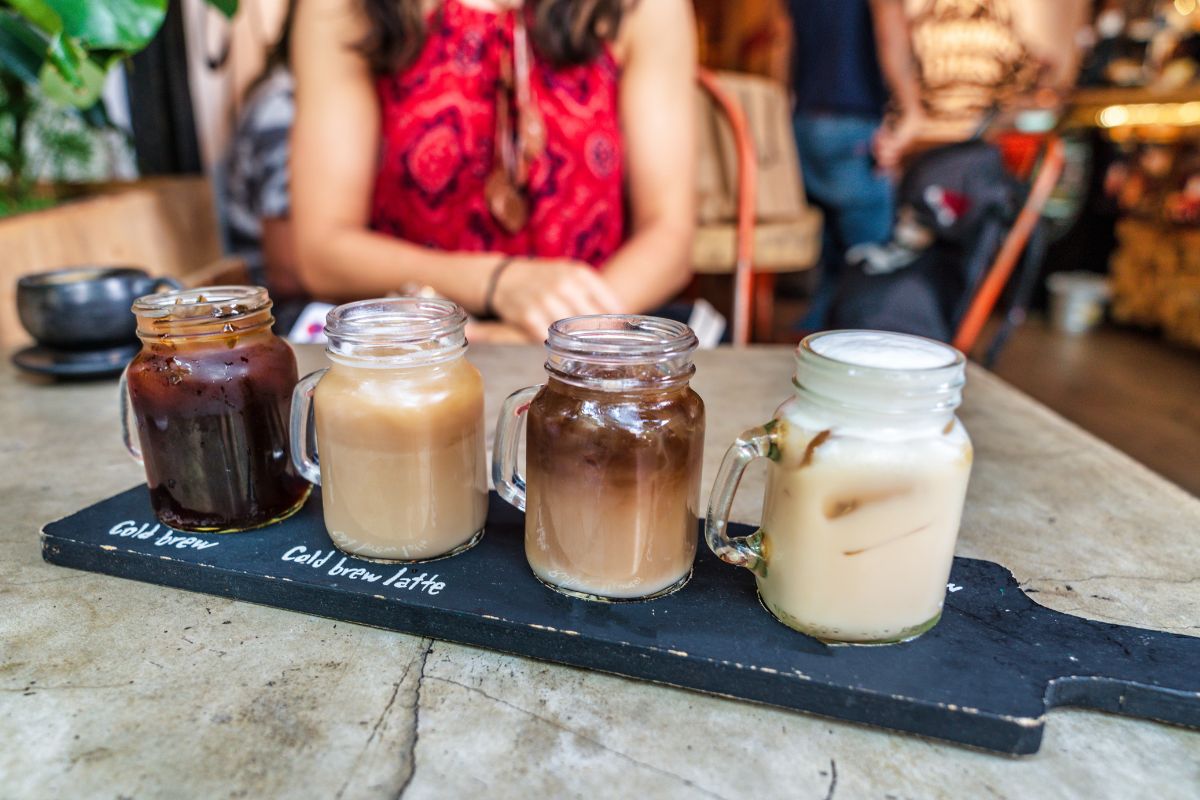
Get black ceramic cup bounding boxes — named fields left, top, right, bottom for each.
left=16, top=267, right=182, bottom=350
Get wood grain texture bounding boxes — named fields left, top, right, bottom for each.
left=991, top=319, right=1200, bottom=497
left=0, top=178, right=222, bottom=350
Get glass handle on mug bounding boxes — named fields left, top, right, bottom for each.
left=492, top=385, right=541, bottom=511
left=705, top=422, right=779, bottom=578
left=290, top=369, right=327, bottom=485
left=118, top=366, right=143, bottom=464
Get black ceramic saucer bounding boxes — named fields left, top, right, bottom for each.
left=12, top=342, right=139, bottom=380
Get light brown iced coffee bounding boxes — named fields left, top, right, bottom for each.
left=706, top=330, right=974, bottom=643
left=314, top=358, right=487, bottom=561
left=756, top=421, right=972, bottom=642
left=291, top=298, right=487, bottom=562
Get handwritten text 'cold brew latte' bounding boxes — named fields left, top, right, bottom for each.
left=281, top=546, right=446, bottom=596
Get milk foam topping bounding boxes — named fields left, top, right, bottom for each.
left=810, top=331, right=958, bottom=370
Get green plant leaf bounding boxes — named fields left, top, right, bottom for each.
left=6, top=0, right=63, bottom=36
left=36, top=120, right=94, bottom=166
left=45, top=0, right=167, bottom=52
left=2, top=5, right=81, bottom=88
left=79, top=99, right=110, bottom=128
left=0, top=194, right=55, bottom=218
left=205, top=0, right=238, bottom=19
left=0, top=12, right=48, bottom=83
left=38, top=51, right=105, bottom=107
left=42, top=31, right=82, bottom=86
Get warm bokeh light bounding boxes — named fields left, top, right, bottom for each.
left=1098, top=105, right=1131, bottom=127
left=1174, top=0, right=1197, bottom=16
left=1097, top=102, right=1200, bottom=128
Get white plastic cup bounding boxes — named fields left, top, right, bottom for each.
left=1047, top=271, right=1110, bottom=335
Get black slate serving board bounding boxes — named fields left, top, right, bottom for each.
left=41, top=488, right=1200, bottom=755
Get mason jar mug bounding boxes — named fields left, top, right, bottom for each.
left=120, top=286, right=310, bottom=532
left=290, top=298, right=488, bottom=562
left=705, top=330, right=973, bottom=643
left=493, top=315, right=706, bottom=601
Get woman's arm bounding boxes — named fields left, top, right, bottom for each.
left=601, top=0, right=697, bottom=312
left=292, top=0, right=501, bottom=308
left=291, top=0, right=620, bottom=336
left=261, top=217, right=305, bottom=299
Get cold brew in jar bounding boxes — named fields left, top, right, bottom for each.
left=494, top=316, right=705, bottom=601
left=120, top=286, right=309, bottom=532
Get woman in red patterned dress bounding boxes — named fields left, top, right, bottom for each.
left=292, top=0, right=696, bottom=341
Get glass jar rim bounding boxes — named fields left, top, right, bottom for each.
left=132, top=285, right=270, bottom=318
left=793, top=330, right=966, bottom=418
left=798, top=330, right=965, bottom=376
left=325, top=297, right=467, bottom=362
left=326, top=297, right=466, bottom=342
left=547, top=315, right=698, bottom=363
left=132, top=286, right=273, bottom=341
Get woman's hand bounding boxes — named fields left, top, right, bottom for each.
left=491, top=259, right=624, bottom=340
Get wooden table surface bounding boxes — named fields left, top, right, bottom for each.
left=2, top=345, right=1197, bottom=798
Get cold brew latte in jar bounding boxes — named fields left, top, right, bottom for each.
left=290, top=298, right=487, bottom=562
left=493, top=316, right=705, bottom=601
left=705, top=330, right=972, bottom=643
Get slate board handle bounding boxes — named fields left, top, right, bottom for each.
left=1043, top=613, right=1200, bottom=730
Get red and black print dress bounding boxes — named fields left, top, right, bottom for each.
left=369, top=0, right=625, bottom=267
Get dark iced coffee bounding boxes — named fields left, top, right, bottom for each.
left=122, top=286, right=309, bottom=531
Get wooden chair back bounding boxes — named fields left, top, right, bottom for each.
left=1, top=177, right=223, bottom=350
left=694, top=70, right=823, bottom=344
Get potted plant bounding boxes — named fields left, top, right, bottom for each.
left=0, top=1, right=241, bottom=351
left=0, top=0, right=237, bottom=213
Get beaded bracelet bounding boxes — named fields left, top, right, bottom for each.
left=483, top=256, right=518, bottom=319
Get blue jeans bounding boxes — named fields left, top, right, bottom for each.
left=793, top=114, right=895, bottom=329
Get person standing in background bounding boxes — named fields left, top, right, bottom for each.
left=789, top=0, right=924, bottom=329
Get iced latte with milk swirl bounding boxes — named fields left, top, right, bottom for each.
left=706, top=330, right=972, bottom=643
left=494, top=315, right=705, bottom=601
left=524, top=374, right=704, bottom=599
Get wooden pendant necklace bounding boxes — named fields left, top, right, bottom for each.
left=486, top=4, right=546, bottom=234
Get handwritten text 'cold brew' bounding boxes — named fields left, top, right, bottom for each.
left=281, top=546, right=446, bottom=596
left=108, top=521, right=219, bottom=550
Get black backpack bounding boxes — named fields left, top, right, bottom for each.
left=831, top=140, right=1021, bottom=342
